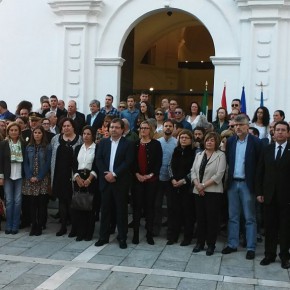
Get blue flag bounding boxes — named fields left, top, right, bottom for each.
left=240, top=86, right=246, bottom=114
left=260, top=90, right=264, bottom=107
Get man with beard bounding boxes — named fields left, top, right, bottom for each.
left=193, top=126, right=206, bottom=155
left=153, top=120, right=177, bottom=236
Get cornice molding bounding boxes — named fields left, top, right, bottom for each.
left=235, top=0, right=285, bottom=7
left=48, top=0, right=103, bottom=25
left=210, top=56, right=241, bottom=66
left=94, top=57, right=125, bottom=67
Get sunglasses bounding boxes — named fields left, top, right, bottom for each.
left=155, top=112, right=163, bottom=116
left=174, top=111, right=182, bottom=114
left=231, top=104, right=239, bottom=107
left=119, top=106, right=126, bottom=109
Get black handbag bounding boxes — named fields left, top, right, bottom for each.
left=71, top=189, right=93, bottom=211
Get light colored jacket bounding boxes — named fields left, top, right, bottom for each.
left=191, top=150, right=226, bottom=194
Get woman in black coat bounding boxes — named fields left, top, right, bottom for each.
left=167, top=129, right=196, bottom=246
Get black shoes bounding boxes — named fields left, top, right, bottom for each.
left=68, top=232, right=77, bottom=238
left=56, top=228, right=67, bottom=236
left=281, top=258, right=290, bottom=269
left=119, top=240, right=127, bottom=249
left=76, top=236, right=83, bottom=242
left=95, top=239, right=109, bottom=247
left=146, top=235, right=154, bottom=245
left=246, top=250, right=255, bottom=260
left=11, top=230, right=18, bottom=235
left=260, top=256, right=275, bottom=266
left=132, top=235, right=139, bottom=245
left=192, top=244, right=204, bottom=253
left=180, top=239, right=191, bottom=247
left=166, top=240, right=176, bottom=245
left=222, top=246, right=237, bottom=254
left=206, top=245, right=215, bottom=256
left=5, top=230, right=11, bottom=235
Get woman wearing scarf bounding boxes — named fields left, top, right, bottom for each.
left=0, top=122, right=25, bottom=234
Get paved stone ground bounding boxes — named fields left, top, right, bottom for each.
left=0, top=210, right=289, bottom=290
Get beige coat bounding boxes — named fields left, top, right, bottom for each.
left=191, top=150, right=226, bottom=194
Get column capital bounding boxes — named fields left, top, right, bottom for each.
left=48, top=0, right=103, bottom=25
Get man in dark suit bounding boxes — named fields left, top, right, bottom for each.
left=42, top=95, right=66, bottom=120
left=256, top=121, right=290, bottom=269
left=222, top=114, right=262, bottom=260
left=86, top=100, right=105, bottom=130
left=65, top=100, right=86, bottom=136
left=95, top=118, right=134, bottom=249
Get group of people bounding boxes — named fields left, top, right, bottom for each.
left=0, top=93, right=289, bottom=270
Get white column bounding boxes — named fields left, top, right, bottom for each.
left=94, top=57, right=125, bottom=107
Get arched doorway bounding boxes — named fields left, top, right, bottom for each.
left=95, top=0, right=240, bottom=118
left=120, top=10, right=215, bottom=118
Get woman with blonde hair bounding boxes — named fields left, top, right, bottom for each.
left=0, top=122, right=25, bottom=234
left=132, top=120, right=162, bottom=245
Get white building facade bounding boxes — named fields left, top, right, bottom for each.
left=0, top=0, right=290, bottom=118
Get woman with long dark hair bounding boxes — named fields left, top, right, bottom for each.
left=212, top=107, right=229, bottom=134
left=134, top=101, right=154, bottom=132
left=185, top=102, right=201, bottom=130
left=51, top=117, right=83, bottom=236
left=71, top=126, right=98, bottom=241
left=23, top=126, right=52, bottom=236
left=251, top=106, right=270, bottom=139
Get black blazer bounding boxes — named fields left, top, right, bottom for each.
left=60, top=111, right=86, bottom=136
left=86, top=112, right=105, bottom=130
left=256, top=142, right=290, bottom=206
left=96, top=137, right=134, bottom=191
left=0, top=140, right=26, bottom=178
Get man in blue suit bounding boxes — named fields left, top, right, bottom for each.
left=222, top=114, right=262, bottom=260
left=95, top=118, right=134, bottom=249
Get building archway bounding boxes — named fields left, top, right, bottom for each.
left=95, top=0, right=241, bottom=117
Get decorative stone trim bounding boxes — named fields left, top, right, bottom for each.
left=210, top=57, right=241, bottom=66
left=48, top=0, right=103, bottom=25
left=94, top=57, right=125, bottom=67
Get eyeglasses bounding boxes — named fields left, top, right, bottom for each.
left=170, top=103, right=177, bottom=106
left=229, top=125, right=235, bottom=128
left=174, top=111, right=182, bottom=114
left=119, top=106, right=126, bottom=109
left=140, top=127, right=150, bottom=130
left=42, top=123, right=50, bottom=125
left=155, top=112, right=163, bottom=116
left=231, top=104, right=239, bottom=107
left=179, top=136, right=191, bottom=140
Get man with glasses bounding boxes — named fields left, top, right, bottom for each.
left=222, top=114, right=262, bottom=260
left=120, top=96, right=139, bottom=131
left=95, top=118, right=134, bottom=249
left=174, top=107, right=192, bottom=130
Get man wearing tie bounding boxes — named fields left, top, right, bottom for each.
left=256, top=121, right=290, bottom=269
left=95, top=118, right=134, bottom=249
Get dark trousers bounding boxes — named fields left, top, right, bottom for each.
left=264, top=196, right=290, bottom=259
left=99, top=183, right=128, bottom=241
left=29, top=195, right=47, bottom=228
left=153, top=180, right=171, bottom=234
left=132, top=180, right=158, bottom=235
left=167, top=185, right=195, bottom=241
left=195, top=192, right=222, bottom=246
left=59, top=200, right=71, bottom=230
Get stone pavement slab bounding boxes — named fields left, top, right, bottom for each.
left=186, top=253, right=221, bottom=274
left=141, top=274, right=180, bottom=288
left=177, top=278, right=217, bottom=290
left=120, top=249, right=160, bottom=268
